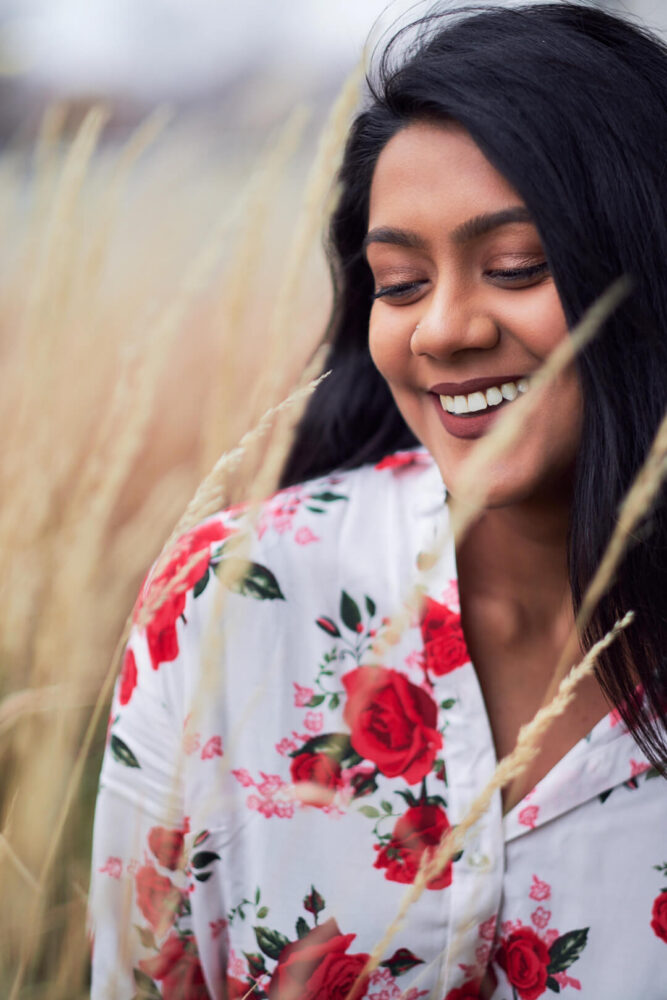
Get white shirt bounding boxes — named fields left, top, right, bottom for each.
left=90, top=450, right=667, bottom=1000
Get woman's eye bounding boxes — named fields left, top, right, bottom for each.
left=372, top=280, right=427, bottom=302
left=485, top=261, right=550, bottom=286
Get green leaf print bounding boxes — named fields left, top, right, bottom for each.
left=254, top=925, right=290, bottom=961
left=290, top=732, right=353, bottom=763
left=365, top=595, right=376, bottom=616
left=309, top=491, right=347, bottom=503
left=192, top=567, right=210, bottom=598
left=380, top=947, right=425, bottom=976
left=295, top=916, right=310, bottom=939
left=132, top=968, right=161, bottom=999
left=218, top=558, right=285, bottom=600
left=340, top=591, right=362, bottom=632
left=110, top=735, right=140, bottom=769
left=191, top=850, right=220, bottom=869
left=547, top=927, right=589, bottom=973
left=546, top=977, right=561, bottom=993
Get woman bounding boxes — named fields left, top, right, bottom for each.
left=91, top=4, right=667, bottom=998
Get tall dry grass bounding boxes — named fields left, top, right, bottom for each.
left=1, top=69, right=666, bottom=1000
left=0, top=84, right=353, bottom=997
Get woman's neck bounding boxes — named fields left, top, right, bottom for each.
left=454, top=497, right=572, bottom=637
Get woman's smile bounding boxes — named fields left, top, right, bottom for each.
left=365, top=120, right=583, bottom=506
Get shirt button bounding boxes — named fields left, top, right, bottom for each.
left=467, top=852, right=491, bottom=870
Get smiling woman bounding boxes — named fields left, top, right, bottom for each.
left=90, top=4, right=667, bottom=999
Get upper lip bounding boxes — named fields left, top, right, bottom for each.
left=429, top=374, right=530, bottom=396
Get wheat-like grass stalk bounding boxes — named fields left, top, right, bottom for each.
left=350, top=611, right=634, bottom=996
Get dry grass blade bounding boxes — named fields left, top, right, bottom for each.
left=350, top=611, right=635, bottom=994
left=448, top=277, right=632, bottom=543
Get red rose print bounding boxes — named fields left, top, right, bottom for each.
left=374, top=804, right=452, bottom=890
left=226, top=976, right=250, bottom=999
left=136, top=520, right=231, bottom=670
left=342, top=666, right=442, bottom=784
left=290, top=753, right=343, bottom=805
left=420, top=598, right=469, bottom=677
left=135, top=864, right=182, bottom=936
left=375, top=451, right=430, bottom=474
left=147, top=825, right=186, bottom=870
left=268, top=917, right=369, bottom=1000
left=118, top=647, right=138, bottom=706
left=445, top=981, right=481, bottom=1000
left=651, top=891, right=667, bottom=943
left=496, top=927, right=550, bottom=1000
left=139, top=932, right=208, bottom=999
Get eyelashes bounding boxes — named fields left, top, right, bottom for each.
left=371, top=262, right=550, bottom=302
left=372, top=280, right=426, bottom=302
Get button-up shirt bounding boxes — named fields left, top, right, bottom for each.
left=90, top=450, right=667, bottom=999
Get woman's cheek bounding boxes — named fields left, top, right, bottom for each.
left=368, top=314, right=410, bottom=383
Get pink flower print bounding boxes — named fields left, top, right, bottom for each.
left=529, top=874, right=551, bottom=901
left=273, top=800, right=296, bottom=818
left=479, top=915, right=497, bottom=941
left=518, top=804, right=539, bottom=829
left=629, top=758, right=650, bottom=777
left=294, top=525, right=319, bottom=545
left=293, top=682, right=314, bottom=707
left=275, top=737, right=299, bottom=757
left=231, top=768, right=253, bottom=788
left=475, top=942, right=491, bottom=966
left=304, top=710, right=324, bottom=734
left=200, top=736, right=223, bottom=760
left=501, top=919, right=523, bottom=937
left=531, top=907, right=551, bottom=930
left=609, top=707, right=623, bottom=727
left=228, top=949, right=246, bottom=978
left=257, top=773, right=283, bottom=795
left=182, top=731, right=201, bottom=755
left=98, top=856, right=122, bottom=879
left=440, top=579, right=461, bottom=613
left=553, top=971, right=582, bottom=991
left=209, top=917, right=228, bottom=940
left=405, top=649, right=426, bottom=673
left=543, top=928, right=560, bottom=948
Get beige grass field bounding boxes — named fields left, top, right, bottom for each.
left=0, top=91, right=346, bottom=997
left=1, top=78, right=665, bottom=1000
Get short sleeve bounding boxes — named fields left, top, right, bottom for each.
left=89, top=517, right=234, bottom=999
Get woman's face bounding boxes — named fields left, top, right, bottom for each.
left=366, top=121, right=583, bottom=507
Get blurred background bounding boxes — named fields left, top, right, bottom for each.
left=0, top=0, right=664, bottom=144
left=0, top=1, right=665, bottom=996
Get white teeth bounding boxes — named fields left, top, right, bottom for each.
left=438, top=378, right=529, bottom=415
left=467, top=391, right=487, bottom=412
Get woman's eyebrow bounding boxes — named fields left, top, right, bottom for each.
left=363, top=226, right=426, bottom=252
left=451, top=206, right=533, bottom=243
left=363, top=207, right=534, bottom=254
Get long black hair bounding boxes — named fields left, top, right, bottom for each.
left=280, top=2, right=667, bottom=769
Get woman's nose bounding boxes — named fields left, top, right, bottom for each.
left=410, top=292, right=500, bottom=359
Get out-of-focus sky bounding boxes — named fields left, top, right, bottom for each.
left=2, top=1, right=665, bottom=98
left=0, top=1, right=664, bottom=134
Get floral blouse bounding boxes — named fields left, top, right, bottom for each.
left=90, top=450, right=667, bottom=1000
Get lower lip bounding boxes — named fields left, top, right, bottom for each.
left=430, top=392, right=513, bottom=439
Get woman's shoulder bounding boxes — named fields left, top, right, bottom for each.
left=116, top=448, right=444, bottom=699
left=166, top=446, right=440, bottom=565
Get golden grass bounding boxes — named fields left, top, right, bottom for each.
left=0, top=93, right=341, bottom=996
left=2, top=64, right=666, bottom=1000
